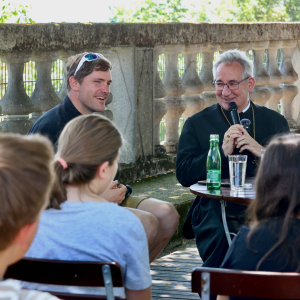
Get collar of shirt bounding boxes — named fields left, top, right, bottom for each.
left=63, top=96, right=82, bottom=119
left=242, top=101, right=250, bottom=113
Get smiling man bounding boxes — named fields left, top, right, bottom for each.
left=29, top=52, right=179, bottom=263
left=176, top=49, right=289, bottom=270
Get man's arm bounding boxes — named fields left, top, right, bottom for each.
left=101, top=180, right=127, bottom=204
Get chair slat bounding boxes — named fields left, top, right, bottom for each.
left=4, top=258, right=126, bottom=300
left=192, top=267, right=300, bottom=299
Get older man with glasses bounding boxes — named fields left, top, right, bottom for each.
left=29, top=52, right=179, bottom=263
left=176, top=49, right=289, bottom=269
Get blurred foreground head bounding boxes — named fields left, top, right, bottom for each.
left=249, top=133, right=300, bottom=224
left=0, top=134, right=54, bottom=252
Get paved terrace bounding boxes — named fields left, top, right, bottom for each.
left=151, top=241, right=202, bottom=299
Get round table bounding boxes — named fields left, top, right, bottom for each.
left=190, top=178, right=256, bottom=245
left=190, top=177, right=256, bottom=206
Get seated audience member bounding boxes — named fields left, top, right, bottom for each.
left=0, top=134, right=58, bottom=300
left=218, top=133, right=300, bottom=300
left=25, top=115, right=152, bottom=300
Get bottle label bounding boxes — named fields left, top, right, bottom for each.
left=207, top=170, right=220, bottom=183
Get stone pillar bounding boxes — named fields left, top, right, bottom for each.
left=182, top=44, right=204, bottom=120
left=238, top=42, right=254, bottom=101
left=279, top=40, right=298, bottom=127
left=199, top=43, right=219, bottom=109
left=153, top=46, right=167, bottom=156
left=0, top=51, right=33, bottom=133
left=252, top=41, right=270, bottom=106
left=30, top=51, right=61, bottom=123
left=265, top=41, right=283, bottom=111
left=162, top=45, right=186, bottom=153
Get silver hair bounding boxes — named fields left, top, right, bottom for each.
left=213, top=49, right=253, bottom=80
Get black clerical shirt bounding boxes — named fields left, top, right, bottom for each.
left=176, top=102, right=289, bottom=188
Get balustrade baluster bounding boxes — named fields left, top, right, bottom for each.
left=0, top=52, right=33, bottom=133
left=30, top=51, right=61, bottom=123
left=162, top=45, right=186, bottom=153
left=265, top=41, right=283, bottom=111
left=57, top=50, right=76, bottom=101
left=252, top=41, right=271, bottom=106
left=199, top=43, right=219, bottom=109
left=279, top=40, right=298, bottom=127
left=182, top=44, right=204, bottom=120
left=153, top=46, right=167, bottom=156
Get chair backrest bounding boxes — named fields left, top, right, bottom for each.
left=4, top=257, right=125, bottom=300
left=192, top=267, right=300, bottom=300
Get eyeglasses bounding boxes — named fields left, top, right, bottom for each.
left=212, top=77, right=250, bottom=91
left=74, top=53, right=103, bottom=76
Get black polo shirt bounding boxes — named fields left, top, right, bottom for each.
left=28, top=96, right=81, bottom=148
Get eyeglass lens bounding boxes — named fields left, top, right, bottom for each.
left=215, top=82, right=239, bottom=91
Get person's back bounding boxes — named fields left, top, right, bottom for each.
left=25, top=201, right=151, bottom=296
left=218, top=133, right=300, bottom=300
left=0, top=133, right=59, bottom=300
left=25, top=114, right=152, bottom=300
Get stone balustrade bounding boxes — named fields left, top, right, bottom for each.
left=1, top=23, right=300, bottom=179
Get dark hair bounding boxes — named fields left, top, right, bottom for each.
left=0, top=134, right=54, bottom=251
left=66, top=52, right=112, bottom=91
left=247, top=133, right=300, bottom=270
left=50, top=114, right=122, bottom=209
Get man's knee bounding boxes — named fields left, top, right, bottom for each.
left=148, top=199, right=179, bottom=226
left=139, top=212, right=159, bottom=244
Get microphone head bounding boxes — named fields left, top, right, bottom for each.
left=228, top=102, right=238, bottom=111
left=240, top=119, right=251, bottom=127
left=240, top=118, right=251, bottom=132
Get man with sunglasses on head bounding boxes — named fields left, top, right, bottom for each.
left=29, top=52, right=179, bottom=262
left=176, top=49, right=289, bottom=270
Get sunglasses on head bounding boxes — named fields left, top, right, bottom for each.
left=74, top=53, right=103, bottom=76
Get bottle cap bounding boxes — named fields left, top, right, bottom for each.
left=210, top=134, right=219, bottom=141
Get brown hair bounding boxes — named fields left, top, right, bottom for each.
left=66, top=52, right=112, bottom=91
left=50, top=114, right=122, bottom=208
left=0, top=134, right=54, bottom=251
left=247, top=133, right=300, bottom=270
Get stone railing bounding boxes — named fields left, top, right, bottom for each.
left=1, top=23, right=300, bottom=179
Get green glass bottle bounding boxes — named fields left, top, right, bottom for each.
left=206, top=134, right=221, bottom=190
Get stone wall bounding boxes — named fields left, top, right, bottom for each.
left=1, top=23, right=300, bottom=180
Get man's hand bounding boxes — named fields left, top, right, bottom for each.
left=222, top=124, right=243, bottom=157
left=102, top=180, right=127, bottom=205
left=235, top=127, right=264, bottom=157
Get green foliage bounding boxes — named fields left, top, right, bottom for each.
left=284, top=0, right=300, bottom=21
left=109, top=0, right=300, bottom=23
left=109, top=0, right=189, bottom=23
left=0, top=0, right=34, bottom=23
left=234, top=0, right=288, bottom=22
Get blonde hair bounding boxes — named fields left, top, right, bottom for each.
left=0, top=134, right=54, bottom=251
left=50, top=114, right=122, bottom=208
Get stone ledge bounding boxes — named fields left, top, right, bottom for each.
left=1, top=23, right=300, bottom=51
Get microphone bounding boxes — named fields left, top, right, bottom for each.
left=228, top=102, right=240, bottom=125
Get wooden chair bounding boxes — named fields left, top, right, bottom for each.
left=192, top=267, right=300, bottom=300
left=4, top=257, right=125, bottom=300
